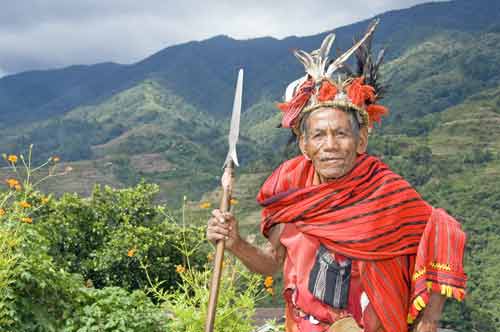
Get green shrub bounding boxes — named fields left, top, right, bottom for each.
left=151, top=250, right=272, bottom=332
left=62, top=287, right=167, bottom=332
left=0, top=151, right=176, bottom=331
left=35, top=183, right=207, bottom=292
left=0, top=147, right=280, bottom=332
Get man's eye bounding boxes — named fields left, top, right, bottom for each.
left=312, top=133, right=323, bottom=139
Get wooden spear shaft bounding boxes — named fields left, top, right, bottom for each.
left=205, top=160, right=234, bottom=332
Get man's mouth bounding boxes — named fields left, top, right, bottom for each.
left=320, top=157, right=343, bottom=162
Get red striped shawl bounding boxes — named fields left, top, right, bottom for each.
left=257, top=154, right=467, bottom=331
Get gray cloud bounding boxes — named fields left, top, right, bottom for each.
left=0, top=0, right=446, bottom=75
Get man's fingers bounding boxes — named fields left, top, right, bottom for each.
left=207, top=226, right=231, bottom=242
left=207, top=209, right=236, bottom=247
left=208, top=225, right=230, bottom=237
left=211, top=209, right=229, bottom=223
left=211, top=209, right=223, bottom=219
left=208, top=217, right=232, bottom=229
left=222, top=211, right=235, bottom=222
left=207, top=232, right=226, bottom=242
left=209, top=211, right=234, bottom=226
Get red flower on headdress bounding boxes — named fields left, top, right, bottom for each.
left=317, top=81, right=338, bottom=102
left=346, top=77, right=389, bottom=127
left=366, top=104, right=389, bottom=126
left=346, top=77, right=376, bottom=107
left=277, top=79, right=315, bottom=128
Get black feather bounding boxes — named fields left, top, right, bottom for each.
left=351, top=26, right=387, bottom=100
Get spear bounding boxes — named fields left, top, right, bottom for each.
left=205, top=68, right=244, bottom=332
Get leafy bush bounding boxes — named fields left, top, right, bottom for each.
left=63, top=287, right=167, bottom=332
left=0, top=150, right=170, bottom=331
left=35, top=182, right=207, bottom=292
left=148, top=234, right=274, bottom=332
left=0, top=148, right=276, bottom=331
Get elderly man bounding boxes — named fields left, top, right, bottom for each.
left=207, top=21, right=466, bottom=332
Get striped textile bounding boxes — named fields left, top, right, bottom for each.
left=308, top=245, right=352, bottom=309
left=257, top=154, right=467, bottom=332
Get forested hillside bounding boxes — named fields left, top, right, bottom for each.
left=1, top=0, right=499, bottom=330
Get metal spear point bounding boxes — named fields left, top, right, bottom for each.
left=205, top=68, right=244, bottom=332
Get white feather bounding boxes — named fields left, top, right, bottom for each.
left=318, top=33, right=336, bottom=69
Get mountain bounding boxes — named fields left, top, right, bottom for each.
left=1, top=1, right=500, bottom=329
left=0, top=78, right=279, bottom=203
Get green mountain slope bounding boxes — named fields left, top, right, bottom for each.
left=0, top=80, right=280, bottom=203
left=1, top=81, right=224, bottom=202
left=423, top=88, right=500, bottom=331
left=382, top=30, right=500, bottom=125
left=1, top=0, right=500, bottom=125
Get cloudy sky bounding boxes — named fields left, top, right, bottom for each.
left=0, top=0, right=445, bottom=76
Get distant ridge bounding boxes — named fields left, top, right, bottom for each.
left=1, top=0, right=500, bottom=125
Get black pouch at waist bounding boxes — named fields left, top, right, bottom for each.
left=308, top=244, right=351, bottom=309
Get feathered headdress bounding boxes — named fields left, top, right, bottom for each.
left=277, top=19, right=388, bottom=133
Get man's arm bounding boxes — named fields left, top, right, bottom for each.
left=206, top=209, right=285, bottom=276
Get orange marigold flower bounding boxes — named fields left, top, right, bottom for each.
left=176, top=265, right=186, bottom=274
left=7, top=155, right=18, bottom=164
left=6, top=178, right=20, bottom=189
left=127, top=247, right=137, bottom=257
left=230, top=198, right=238, bottom=205
left=199, top=202, right=211, bottom=209
left=14, top=184, right=22, bottom=191
left=19, top=201, right=31, bottom=208
left=264, top=276, right=274, bottom=288
left=266, top=287, right=274, bottom=296
left=0, top=208, right=5, bottom=216
left=21, top=217, right=32, bottom=224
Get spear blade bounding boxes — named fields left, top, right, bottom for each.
left=223, top=68, right=244, bottom=168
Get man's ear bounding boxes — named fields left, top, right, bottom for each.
left=299, top=134, right=311, bottom=160
left=356, top=127, right=369, bottom=154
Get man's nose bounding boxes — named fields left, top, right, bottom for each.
left=323, top=133, right=339, bottom=150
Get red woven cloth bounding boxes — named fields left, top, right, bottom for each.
left=257, top=154, right=467, bottom=331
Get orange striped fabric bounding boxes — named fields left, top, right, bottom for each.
left=257, top=154, right=467, bottom=331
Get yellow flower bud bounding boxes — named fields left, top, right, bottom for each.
left=7, top=155, right=18, bottom=164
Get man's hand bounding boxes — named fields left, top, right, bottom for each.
left=415, top=319, right=439, bottom=332
left=414, top=293, right=446, bottom=332
left=206, top=209, right=285, bottom=276
left=206, top=209, right=241, bottom=250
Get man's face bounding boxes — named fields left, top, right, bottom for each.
left=299, top=108, right=368, bottom=182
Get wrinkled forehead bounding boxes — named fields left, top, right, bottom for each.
left=300, top=107, right=354, bottom=133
